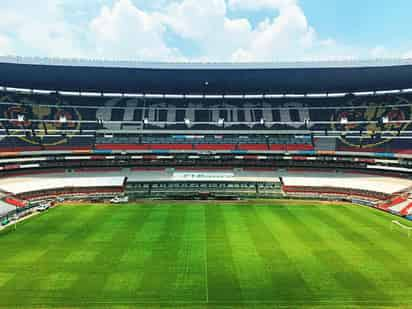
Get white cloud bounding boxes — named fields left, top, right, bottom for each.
left=368, top=45, right=410, bottom=60
left=0, top=0, right=406, bottom=62
left=370, top=46, right=388, bottom=58
left=403, top=50, right=412, bottom=59
left=0, top=0, right=83, bottom=58
left=0, top=35, right=13, bottom=56
left=163, top=0, right=227, bottom=40
left=229, top=2, right=327, bottom=61
left=89, top=0, right=182, bottom=61
left=159, top=0, right=328, bottom=62
left=0, top=0, right=332, bottom=62
left=228, top=0, right=297, bottom=10
left=161, top=0, right=253, bottom=61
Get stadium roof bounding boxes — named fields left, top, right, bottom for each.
left=1, top=56, right=412, bottom=95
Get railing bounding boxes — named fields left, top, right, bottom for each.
left=2, top=99, right=412, bottom=111
left=0, top=204, right=36, bottom=226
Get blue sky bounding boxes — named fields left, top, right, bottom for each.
left=0, top=0, right=411, bottom=62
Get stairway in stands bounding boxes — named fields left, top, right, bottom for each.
left=379, top=196, right=407, bottom=210
left=380, top=194, right=412, bottom=216
left=399, top=202, right=412, bottom=216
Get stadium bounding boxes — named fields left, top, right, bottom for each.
left=0, top=57, right=412, bottom=308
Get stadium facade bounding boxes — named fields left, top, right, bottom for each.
left=1, top=57, right=412, bottom=222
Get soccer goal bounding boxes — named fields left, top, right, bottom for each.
left=391, top=220, right=412, bottom=238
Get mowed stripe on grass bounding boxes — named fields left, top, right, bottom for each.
left=0, top=201, right=411, bottom=308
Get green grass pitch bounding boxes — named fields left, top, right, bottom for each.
left=0, top=200, right=411, bottom=308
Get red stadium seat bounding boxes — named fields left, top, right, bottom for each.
left=195, top=144, right=236, bottom=151
left=400, top=202, right=412, bottom=216
left=95, top=144, right=150, bottom=150
left=269, top=144, right=286, bottom=151
left=0, top=146, right=42, bottom=152
left=150, top=144, right=193, bottom=150
left=379, top=196, right=407, bottom=210
left=238, top=144, right=269, bottom=151
left=4, top=197, right=27, bottom=208
left=286, top=144, right=314, bottom=151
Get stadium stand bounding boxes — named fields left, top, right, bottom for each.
left=388, top=199, right=412, bottom=214
left=0, top=200, right=16, bottom=216
left=378, top=195, right=408, bottom=210
left=0, top=58, right=412, bottom=220
left=0, top=168, right=408, bottom=205
left=0, top=91, right=412, bottom=155
left=399, top=202, right=412, bottom=216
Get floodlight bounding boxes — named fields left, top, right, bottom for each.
left=59, top=115, right=67, bottom=123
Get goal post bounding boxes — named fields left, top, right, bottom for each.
left=391, top=220, right=412, bottom=238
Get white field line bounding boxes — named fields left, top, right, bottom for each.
left=204, top=207, right=209, bottom=303
left=392, top=220, right=412, bottom=230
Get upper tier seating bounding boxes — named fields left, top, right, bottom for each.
left=0, top=91, right=411, bottom=154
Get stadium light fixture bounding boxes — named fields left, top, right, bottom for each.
left=284, top=94, right=305, bottom=98
left=33, top=89, right=53, bottom=95
left=376, top=90, right=401, bottom=95
left=265, top=94, right=284, bottom=98
left=353, top=91, right=374, bottom=96
left=185, top=94, right=203, bottom=99
left=327, top=92, right=347, bottom=97
left=59, top=115, right=67, bottom=123
left=245, top=94, right=264, bottom=99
